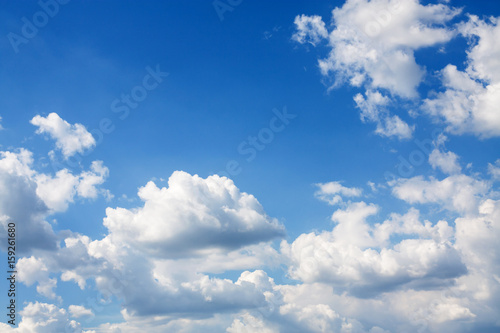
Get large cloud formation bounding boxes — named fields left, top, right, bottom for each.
left=9, top=146, right=500, bottom=332
left=293, top=0, right=500, bottom=141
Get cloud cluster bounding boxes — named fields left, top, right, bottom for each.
left=0, top=114, right=109, bottom=254
left=12, top=171, right=286, bottom=328
left=31, top=112, right=96, bottom=159
left=423, top=16, right=500, bottom=138
left=100, top=171, right=285, bottom=258
left=293, top=0, right=500, bottom=140
left=292, top=0, right=465, bottom=139
left=314, top=181, right=362, bottom=205
left=10, top=143, right=499, bottom=332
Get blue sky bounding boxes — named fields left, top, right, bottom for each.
left=1, top=0, right=500, bottom=332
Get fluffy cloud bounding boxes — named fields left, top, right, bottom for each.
left=488, top=159, right=500, bottom=180
left=293, top=0, right=460, bottom=138
left=0, top=149, right=56, bottom=252
left=227, top=312, right=278, bottom=333
left=391, top=174, right=489, bottom=215
left=0, top=302, right=93, bottom=333
left=35, top=161, right=109, bottom=212
left=281, top=202, right=464, bottom=296
left=31, top=113, right=96, bottom=159
left=294, top=0, right=460, bottom=97
left=4, top=105, right=500, bottom=332
left=429, top=148, right=461, bottom=175
left=315, top=181, right=362, bottom=205
left=423, top=16, right=500, bottom=138
left=428, top=134, right=461, bottom=175
left=0, top=148, right=109, bottom=254
left=292, top=14, right=328, bottom=46
left=99, top=171, right=285, bottom=258
left=14, top=172, right=286, bottom=323
left=17, top=256, right=58, bottom=299
left=10, top=163, right=500, bottom=332
left=354, top=90, right=414, bottom=139
left=68, top=305, right=94, bottom=319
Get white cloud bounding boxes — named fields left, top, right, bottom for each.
left=68, top=305, right=94, bottom=319
left=292, top=15, right=328, bottom=46
left=35, top=169, right=80, bottom=212
left=429, top=148, right=461, bottom=175
left=7, top=109, right=500, bottom=331
left=293, top=0, right=463, bottom=139
left=0, top=148, right=109, bottom=254
left=315, top=181, right=362, bottom=205
left=16, top=302, right=89, bottom=333
left=391, top=174, right=489, bottom=215
left=376, top=114, right=414, bottom=140
left=35, top=160, right=109, bottom=212
left=17, top=256, right=58, bottom=300
left=227, top=313, right=278, bottom=333
left=354, top=90, right=414, bottom=139
left=488, top=159, right=500, bottom=180
left=14, top=172, right=286, bottom=322
left=281, top=199, right=465, bottom=298
left=423, top=16, right=500, bottom=138
left=99, top=171, right=285, bottom=258
left=77, top=161, right=109, bottom=198
left=0, top=149, right=57, bottom=252
left=311, top=0, right=460, bottom=97
left=31, top=113, right=96, bottom=159
left=428, top=134, right=461, bottom=175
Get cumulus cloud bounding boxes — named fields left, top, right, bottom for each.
left=296, top=0, right=460, bottom=97
left=423, top=16, right=500, bottom=138
left=13, top=172, right=286, bottom=322
left=227, top=312, right=278, bottom=333
left=5, top=98, right=500, bottom=332
left=31, top=113, right=96, bottom=159
left=429, top=148, right=461, bottom=175
left=10, top=161, right=500, bottom=332
left=281, top=202, right=465, bottom=296
left=17, top=256, right=58, bottom=299
left=35, top=160, right=109, bottom=212
left=16, top=302, right=92, bottom=333
left=354, top=90, right=414, bottom=139
left=99, top=171, right=285, bottom=258
left=428, top=134, right=461, bottom=174
left=391, top=174, right=489, bottom=215
left=0, top=148, right=109, bottom=254
left=0, top=149, right=57, bottom=252
left=293, top=0, right=460, bottom=138
left=488, top=159, right=500, bottom=180
left=292, top=14, right=328, bottom=46
left=68, top=305, right=94, bottom=319
left=315, top=181, right=362, bottom=205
